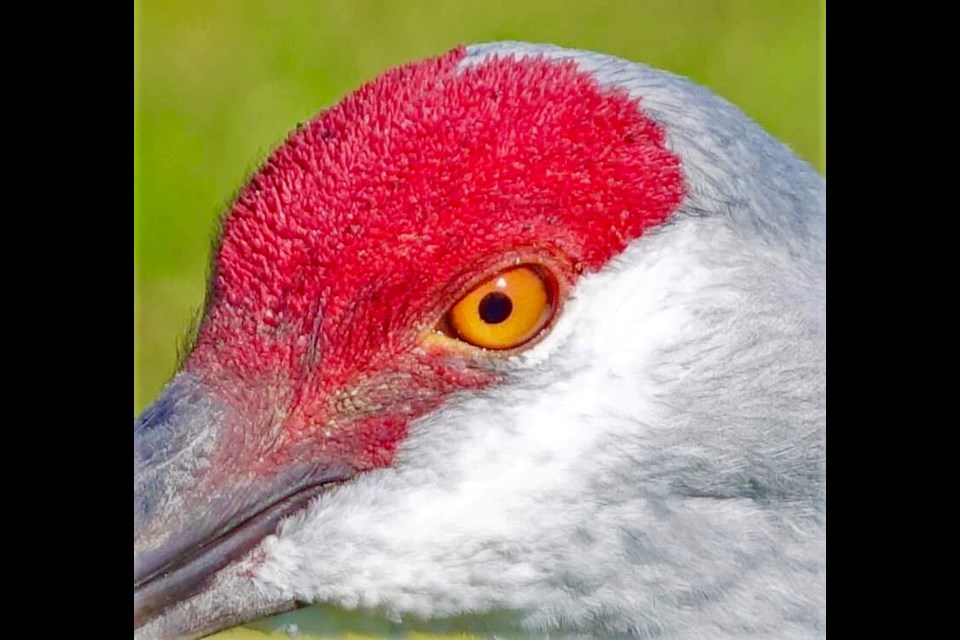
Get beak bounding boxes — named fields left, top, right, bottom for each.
left=134, top=373, right=348, bottom=638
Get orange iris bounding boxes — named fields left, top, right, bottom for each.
left=447, top=266, right=554, bottom=350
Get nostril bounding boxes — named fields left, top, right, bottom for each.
left=134, top=391, right=175, bottom=436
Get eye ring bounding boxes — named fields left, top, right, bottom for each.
left=440, top=264, right=557, bottom=351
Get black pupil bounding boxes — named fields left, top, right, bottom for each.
left=478, top=292, right=513, bottom=325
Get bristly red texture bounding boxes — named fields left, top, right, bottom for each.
left=187, top=45, right=684, bottom=472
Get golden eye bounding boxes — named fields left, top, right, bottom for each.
left=446, top=266, right=555, bottom=350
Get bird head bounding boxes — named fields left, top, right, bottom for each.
left=134, top=42, right=825, bottom=639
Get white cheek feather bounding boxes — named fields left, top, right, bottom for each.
left=253, top=216, right=824, bottom=638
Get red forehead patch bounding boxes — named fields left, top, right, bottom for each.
left=191, top=45, right=684, bottom=401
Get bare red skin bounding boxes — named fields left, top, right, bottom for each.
left=184, top=46, right=684, bottom=477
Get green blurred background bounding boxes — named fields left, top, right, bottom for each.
left=134, top=0, right=825, bottom=415
left=134, top=1, right=824, bottom=636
